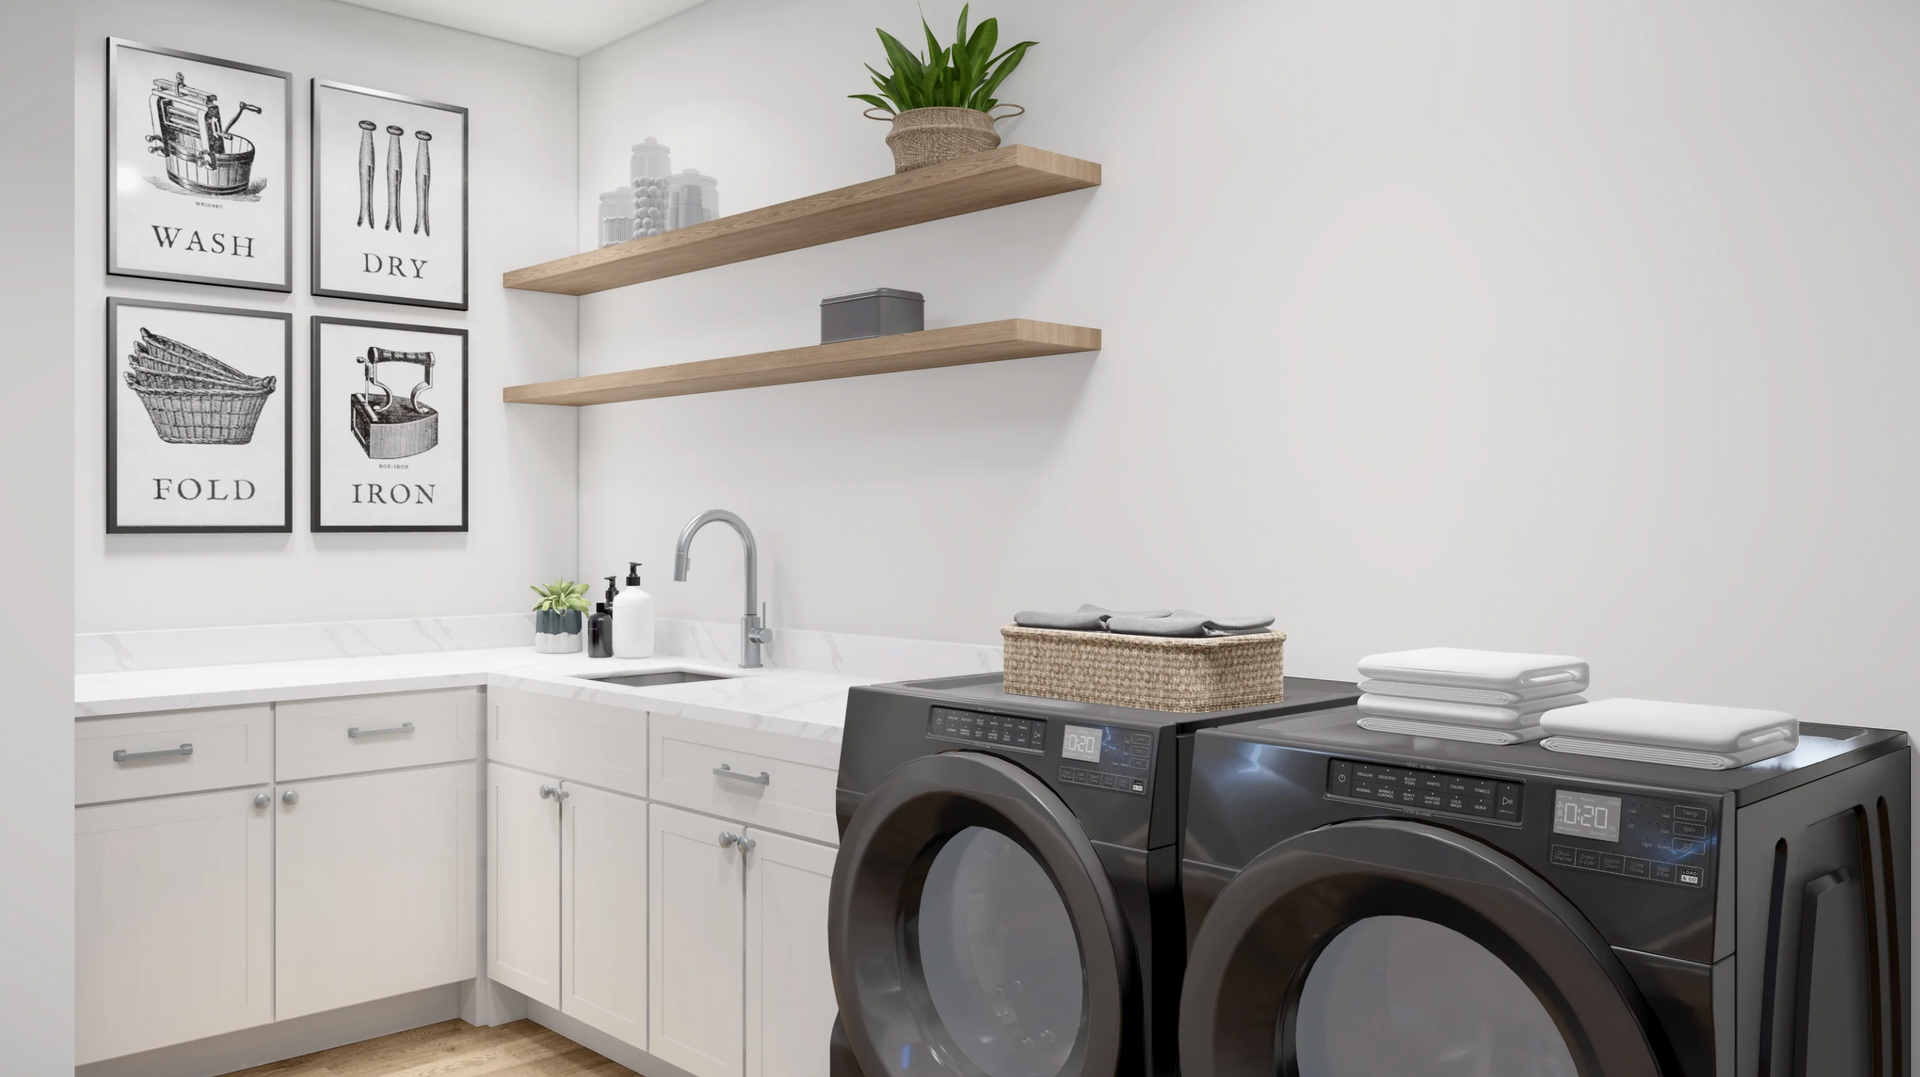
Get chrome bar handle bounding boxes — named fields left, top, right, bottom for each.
left=713, top=763, right=771, bottom=786
left=113, top=743, right=192, bottom=763
left=348, top=721, right=415, bottom=739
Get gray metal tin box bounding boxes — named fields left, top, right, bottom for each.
left=821, top=288, right=925, bottom=343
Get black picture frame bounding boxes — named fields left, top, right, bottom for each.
left=107, top=297, right=294, bottom=534
left=310, top=79, right=470, bottom=310
left=310, top=316, right=469, bottom=533
left=106, top=38, right=293, bottom=292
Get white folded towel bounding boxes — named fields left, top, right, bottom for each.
left=1539, top=698, right=1798, bottom=770
left=1359, top=678, right=1588, bottom=706
left=1358, top=647, right=1590, bottom=695
left=1357, top=716, right=1548, bottom=745
left=1358, top=692, right=1587, bottom=730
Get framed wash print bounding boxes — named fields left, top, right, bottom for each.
left=107, top=298, right=292, bottom=533
left=311, top=317, right=468, bottom=532
left=107, top=39, right=291, bottom=291
left=312, top=80, right=469, bottom=309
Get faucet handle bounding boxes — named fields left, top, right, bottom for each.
left=748, top=602, right=774, bottom=645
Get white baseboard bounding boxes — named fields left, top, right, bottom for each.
left=521, top=993, right=698, bottom=1077
left=74, top=984, right=461, bottom=1077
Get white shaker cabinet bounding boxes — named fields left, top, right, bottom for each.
left=274, top=764, right=478, bottom=1019
left=745, top=827, right=839, bottom=1077
left=650, top=802, right=748, bottom=1077
left=75, top=786, right=274, bottom=1065
left=562, top=780, right=650, bottom=1045
left=488, top=761, right=563, bottom=1007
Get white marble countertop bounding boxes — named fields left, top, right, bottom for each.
left=76, top=647, right=882, bottom=741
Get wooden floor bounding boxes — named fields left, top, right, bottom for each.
left=219, top=1020, right=641, bottom=1077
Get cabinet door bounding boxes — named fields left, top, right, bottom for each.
left=76, top=787, right=273, bottom=1065
left=276, top=764, right=477, bottom=1019
left=489, top=762, right=562, bottom=1007
left=561, top=781, right=649, bottom=1047
left=745, top=829, right=840, bottom=1077
left=650, top=803, right=746, bottom=1077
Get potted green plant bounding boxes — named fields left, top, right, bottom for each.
left=531, top=579, right=591, bottom=653
left=851, top=5, right=1037, bottom=173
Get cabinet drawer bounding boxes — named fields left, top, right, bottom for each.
left=76, top=706, right=272, bottom=805
left=491, top=686, right=648, bottom=798
left=650, top=715, right=839, bottom=844
left=277, top=688, right=479, bottom=781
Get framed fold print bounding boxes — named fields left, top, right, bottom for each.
left=311, top=317, right=468, bottom=532
left=107, top=298, right=292, bottom=533
left=107, top=39, right=292, bottom=291
left=312, top=80, right=469, bottom=309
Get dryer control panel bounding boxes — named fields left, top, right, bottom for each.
left=1548, top=791, right=1715, bottom=889
left=1327, top=758, right=1523, bottom=824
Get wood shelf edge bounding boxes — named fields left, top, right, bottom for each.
left=502, top=320, right=1101, bottom=407
left=502, top=146, right=1101, bottom=296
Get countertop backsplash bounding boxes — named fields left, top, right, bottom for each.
left=77, top=613, right=1003, bottom=682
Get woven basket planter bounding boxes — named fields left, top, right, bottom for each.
left=1001, top=625, right=1287, bottom=713
left=884, top=107, right=1002, bottom=173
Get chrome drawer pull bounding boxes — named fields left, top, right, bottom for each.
left=347, top=721, right=415, bottom=739
left=713, top=763, right=771, bottom=786
left=112, top=743, right=192, bottom=763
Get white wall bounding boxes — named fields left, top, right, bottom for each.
left=576, top=0, right=1920, bottom=727
left=1, top=4, right=76, bottom=1071
left=75, top=0, right=581, bottom=632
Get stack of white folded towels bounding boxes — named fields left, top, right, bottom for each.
left=1540, top=699, right=1799, bottom=770
left=1355, top=647, right=1591, bottom=744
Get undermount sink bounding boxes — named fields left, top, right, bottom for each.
left=581, top=670, right=732, bottom=688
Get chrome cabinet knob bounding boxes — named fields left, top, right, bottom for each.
left=282, top=789, right=298, bottom=805
left=539, top=784, right=557, bottom=800
left=737, top=835, right=757, bottom=853
left=719, top=830, right=740, bottom=848
left=551, top=786, right=571, bottom=801
left=253, top=792, right=270, bottom=809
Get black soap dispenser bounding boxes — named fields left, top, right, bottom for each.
left=588, top=576, right=618, bottom=658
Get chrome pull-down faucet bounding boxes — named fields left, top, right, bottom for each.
left=673, top=510, right=771, bottom=669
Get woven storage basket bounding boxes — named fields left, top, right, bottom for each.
left=884, top=107, right=1001, bottom=173
left=1001, top=625, right=1286, bottom=713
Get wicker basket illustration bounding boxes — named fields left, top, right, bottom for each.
left=147, top=72, right=261, bottom=196
left=125, top=328, right=276, bottom=445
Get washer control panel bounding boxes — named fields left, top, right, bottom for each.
left=1327, top=758, right=1523, bottom=824
left=925, top=709, right=1152, bottom=795
left=1548, top=794, right=1715, bottom=888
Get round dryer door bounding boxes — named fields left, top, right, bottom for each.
left=829, top=751, right=1138, bottom=1077
left=1179, top=818, right=1670, bottom=1077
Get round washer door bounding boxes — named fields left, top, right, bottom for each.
left=1179, top=818, right=1670, bottom=1077
left=830, top=751, right=1138, bottom=1077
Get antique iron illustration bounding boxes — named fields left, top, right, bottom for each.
left=351, top=346, right=439, bottom=459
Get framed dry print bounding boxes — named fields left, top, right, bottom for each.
left=107, top=39, right=291, bottom=291
left=311, top=317, right=468, bottom=532
left=107, top=298, right=292, bottom=533
left=312, top=80, right=469, bottom=309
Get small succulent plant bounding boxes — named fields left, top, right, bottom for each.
left=530, top=579, right=591, bottom=615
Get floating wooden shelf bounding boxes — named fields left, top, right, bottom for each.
left=502, top=146, right=1101, bottom=296
left=502, top=320, right=1100, bottom=406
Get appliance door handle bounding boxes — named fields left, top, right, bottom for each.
left=714, top=763, right=771, bottom=786
left=113, top=743, right=193, bottom=763
left=347, top=721, right=415, bottom=739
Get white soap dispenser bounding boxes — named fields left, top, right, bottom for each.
left=612, top=562, right=655, bottom=658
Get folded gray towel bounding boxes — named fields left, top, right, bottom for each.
left=1015, top=605, right=1274, bottom=637
left=1013, top=604, right=1174, bottom=631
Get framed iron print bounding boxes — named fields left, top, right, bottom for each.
left=107, top=298, right=292, bottom=533
left=106, top=39, right=292, bottom=291
left=312, top=80, right=469, bottom=310
left=311, top=317, right=468, bottom=532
